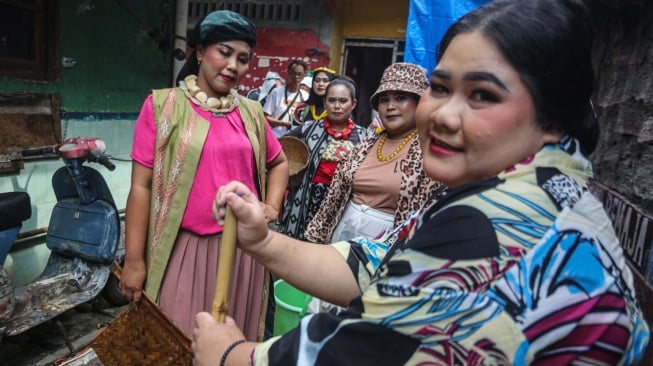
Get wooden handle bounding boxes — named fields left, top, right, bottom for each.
left=110, top=261, right=122, bottom=279
left=212, top=207, right=238, bottom=322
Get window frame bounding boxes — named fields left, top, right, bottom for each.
left=0, top=0, right=60, bottom=81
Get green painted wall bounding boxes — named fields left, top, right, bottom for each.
left=0, top=0, right=173, bottom=112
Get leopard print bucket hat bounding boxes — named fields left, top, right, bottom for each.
left=370, top=62, right=429, bottom=110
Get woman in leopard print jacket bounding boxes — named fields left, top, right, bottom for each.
left=305, top=63, right=442, bottom=244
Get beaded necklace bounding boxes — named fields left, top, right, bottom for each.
left=179, top=75, right=236, bottom=116
left=376, top=129, right=418, bottom=163
left=310, top=104, right=327, bottom=121
left=324, top=119, right=354, bottom=139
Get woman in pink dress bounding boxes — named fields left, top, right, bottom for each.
left=119, top=10, right=288, bottom=340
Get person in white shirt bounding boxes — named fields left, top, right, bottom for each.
left=263, top=60, right=309, bottom=137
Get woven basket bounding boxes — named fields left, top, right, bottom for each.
left=83, top=211, right=241, bottom=366
left=84, top=263, right=192, bottom=366
left=88, top=293, right=192, bottom=366
left=279, top=136, right=309, bottom=190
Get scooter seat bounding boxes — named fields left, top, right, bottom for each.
left=0, top=192, right=31, bottom=231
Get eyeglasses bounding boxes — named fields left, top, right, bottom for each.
left=289, top=71, right=305, bottom=77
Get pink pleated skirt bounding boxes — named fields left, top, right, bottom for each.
left=159, top=230, right=267, bottom=340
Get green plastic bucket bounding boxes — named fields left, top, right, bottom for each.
left=273, top=279, right=312, bottom=336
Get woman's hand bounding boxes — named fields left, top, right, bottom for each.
left=260, top=202, right=279, bottom=223
left=266, top=116, right=291, bottom=128
left=119, top=257, right=147, bottom=302
left=192, top=313, right=252, bottom=366
left=213, top=181, right=271, bottom=254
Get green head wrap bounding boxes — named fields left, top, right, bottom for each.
left=189, top=10, right=256, bottom=48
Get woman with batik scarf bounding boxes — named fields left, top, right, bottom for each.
left=120, top=10, right=288, bottom=340
left=194, top=1, right=649, bottom=365
left=277, top=76, right=370, bottom=240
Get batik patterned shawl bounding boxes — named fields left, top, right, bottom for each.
left=252, top=138, right=650, bottom=365
left=277, top=120, right=369, bottom=240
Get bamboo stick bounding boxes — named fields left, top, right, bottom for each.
left=212, top=207, right=237, bottom=322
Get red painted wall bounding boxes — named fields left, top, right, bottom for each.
left=240, top=28, right=332, bottom=94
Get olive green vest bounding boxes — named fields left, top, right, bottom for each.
left=144, top=88, right=267, bottom=300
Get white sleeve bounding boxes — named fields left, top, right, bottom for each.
left=262, top=86, right=284, bottom=117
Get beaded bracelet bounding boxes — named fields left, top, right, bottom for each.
left=220, top=339, right=247, bottom=366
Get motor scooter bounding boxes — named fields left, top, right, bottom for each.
left=0, top=137, right=126, bottom=342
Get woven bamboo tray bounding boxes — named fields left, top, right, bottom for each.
left=86, top=209, right=238, bottom=365
left=89, top=291, right=192, bottom=365
left=278, top=136, right=309, bottom=189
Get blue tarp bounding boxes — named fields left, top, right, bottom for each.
left=405, top=0, right=490, bottom=73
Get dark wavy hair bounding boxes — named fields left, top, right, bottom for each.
left=438, top=0, right=599, bottom=154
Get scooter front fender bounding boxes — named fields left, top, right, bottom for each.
left=0, top=254, right=111, bottom=338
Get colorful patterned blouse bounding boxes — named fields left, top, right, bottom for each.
left=253, top=138, right=650, bottom=365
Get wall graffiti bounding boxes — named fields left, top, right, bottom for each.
left=591, top=180, right=653, bottom=285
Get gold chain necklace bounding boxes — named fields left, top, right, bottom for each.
left=310, top=104, right=327, bottom=120
left=180, top=75, right=236, bottom=115
left=376, top=129, right=418, bottom=163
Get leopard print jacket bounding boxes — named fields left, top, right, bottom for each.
left=304, top=132, right=441, bottom=243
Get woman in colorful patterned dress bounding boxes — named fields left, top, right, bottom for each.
left=277, top=76, right=370, bottom=240
left=194, top=1, right=650, bottom=365
left=119, top=10, right=288, bottom=340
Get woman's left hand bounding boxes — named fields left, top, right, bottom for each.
left=260, top=202, right=279, bottom=223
